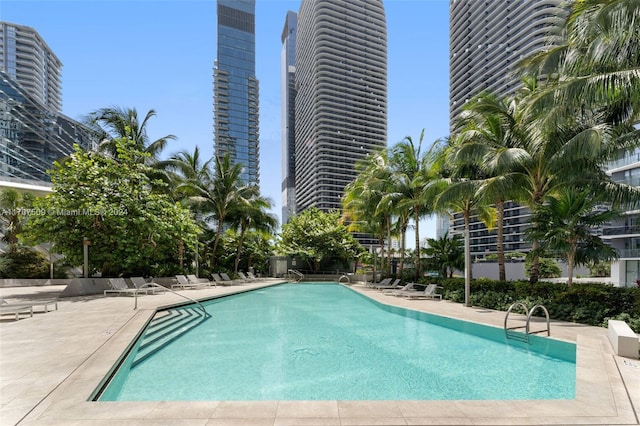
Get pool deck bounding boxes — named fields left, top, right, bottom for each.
left=0, top=280, right=638, bottom=426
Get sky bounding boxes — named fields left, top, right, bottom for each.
left=0, top=0, right=451, bottom=245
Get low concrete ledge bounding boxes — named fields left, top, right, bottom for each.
left=608, top=319, right=639, bottom=359
left=0, top=278, right=71, bottom=288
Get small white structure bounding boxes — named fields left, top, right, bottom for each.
left=608, top=320, right=639, bottom=359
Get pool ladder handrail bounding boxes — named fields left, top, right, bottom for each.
left=504, top=302, right=550, bottom=342
left=134, top=283, right=210, bottom=318
left=288, top=269, right=304, bottom=282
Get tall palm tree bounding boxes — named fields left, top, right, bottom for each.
left=527, top=189, right=620, bottom=286
left=228, top=190, right=277, bottom=273
left=342, top=148, right=397, bottom=276
left=453, top=92, right=522, bottom=281
left=388, top=130, right=440, bottom=280
left=522, top=0, right=640, bottom=128
left=87, top=106, right=176, bottom=161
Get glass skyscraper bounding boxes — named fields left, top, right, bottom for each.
left=213, top=0, right=260, bottom=186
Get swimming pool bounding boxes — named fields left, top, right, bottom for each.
left=96, top=283, right=576, bottom=401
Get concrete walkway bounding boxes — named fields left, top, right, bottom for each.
left=0, top=281, right=638, bottom=425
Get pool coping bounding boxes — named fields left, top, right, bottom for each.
left=1, top=281, right=639, bottom=425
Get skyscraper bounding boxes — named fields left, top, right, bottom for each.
left=446, top=0, right=564, bottom=260
left=0, top=21, right=62, bottom=112
left=0, top=23, right=97, bottom=182
left=294, top=0, right=387, bottom=214
left=213, top=0, right=260, bottom=186
left=449, top=0, right=562, bottom=124
left=280, top=11, right=297, bottom=224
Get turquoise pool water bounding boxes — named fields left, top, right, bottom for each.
left=98, top=283, right=576, bottom=401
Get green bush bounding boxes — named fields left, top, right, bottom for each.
left=434, top=277, right=640, bottom=332
left=0, top=247, right=70, bottom=279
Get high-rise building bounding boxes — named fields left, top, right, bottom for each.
left=447, top=0, right=564, bottom=260
left=449, top=0, right=562, bottom=125
left=213, top=0, right=260, bottom=187
left=294, top=0, right=387, bottom=216
left=0, top=22, right=62, bottom=113
left=281, top=11, right=297, bottom=225
left=0, top=23, right=97, bottom=183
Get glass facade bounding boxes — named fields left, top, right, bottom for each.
left=213, top=0, right=260, bottom=186
left=0, top=70, right=98, bottom=182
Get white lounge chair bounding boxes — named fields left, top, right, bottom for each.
left=0, top=298, right=37, bottom=320
left=104, top=278, right=142, bottom=296
left=171, top=274, right=208, bottom=290
left=366, top=277, right=391, bottom=288
left=371, top=278, right=402, bottom=290
left=396, top=283, right=443, bottom=300
left=237, top=272, right=255, bottom=282
left=187, top=274, right=214, bottom=286
left=130, top=277, right=167, bottom=294
left=246, top=271, right=262, bottom=281
left=211, top=273, right=234, bottom=286
left=383, top=282, right=416, bottom=295
left=220, top=272, right=244, bottom=285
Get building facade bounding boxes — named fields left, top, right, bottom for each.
left=213, top=0, right=260, bottom=187
left=0, top=70, right=97, bottom=182
left=604, top=150, right=640, bottom=286
left=280, top=11, right=297, bottom=225
left=447, top=0, right=564, bottom=260
left=294, top=0, right=387, bottom=218
left=0, top=22, right=62, bottom=113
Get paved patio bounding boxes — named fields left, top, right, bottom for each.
left=0, top=280, right=638, bottom=425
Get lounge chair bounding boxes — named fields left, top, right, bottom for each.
left=187, top=274, right=214, bottom=287
left=370, top=278, right=402, bottom=290
left=171, top=274, right=208, bottom=290
left=0, top=298, right=51, bottom=320
left=130, top=277, right=167, bottom=294
left=237, top=272, right=255, bottom=282
left=383, top=282, right=415, bottom=295
left=246, top=271, right=262, bottom=281
left=105, top=278, right=143, bottom=296
left=396, top=283, right=443, bottom=300
left=220, top=272, right=243, bottom=285
left=211, top=273, right=234, bottom=286
left=366, top=277, right=391, bottom=288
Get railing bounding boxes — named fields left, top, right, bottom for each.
left=504, top=302, right=550, bottom=342
left=134, top=283, right=210, bottom=318
left=287, top=269, right=304, bottom=282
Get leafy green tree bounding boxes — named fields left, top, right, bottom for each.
left=277, top=208, right=364, bottom=272
left=0, top=189, right=33, bottom=251
left=423, top=232, right=464, bottom=278
left=23, top=140, right=199, bottom=277
left=527, top=189, right=620, bottom=286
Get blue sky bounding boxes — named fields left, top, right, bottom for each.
left=0, top=0, right=450, bottom=243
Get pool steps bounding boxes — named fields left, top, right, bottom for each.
left=132, top=307, right=210, bottom=366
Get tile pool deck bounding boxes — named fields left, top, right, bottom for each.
left=0, top=280, right=638, bottom=425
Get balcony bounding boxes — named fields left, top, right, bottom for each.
left=602, top=225, right=640, bottom=236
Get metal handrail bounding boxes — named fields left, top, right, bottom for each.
left=504, top=302, right=529, bottom=331
left=134, top=283, right=210, bottom=317
left=288, top=269, right=304, bottom=282
left=526, top=304, right=550, bottom=336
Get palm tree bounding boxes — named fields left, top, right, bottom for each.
left=87, top=106, right=176, bottom=161
left=342, top=148, right=395, bottom=276
left=423, top=232, right=464, bottom=278
left=527, top=189, right=620, bottom=286
left=522, top=0, right=640, bottom=128
left=228, top=190, right=277, bottom=273
left=388, top=130, right=440, bottom=280
left=453, top=92, right=521, bottom=281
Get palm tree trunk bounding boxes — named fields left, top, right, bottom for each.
left=496, top=201, right=506, bottom=281
left=399, top=224, right=407, bottom=277
left=464, top=212, right=472, bottom=307
left=234, top=223, right=247, bottom=273
left=414, top=208, right=421, bottom=280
